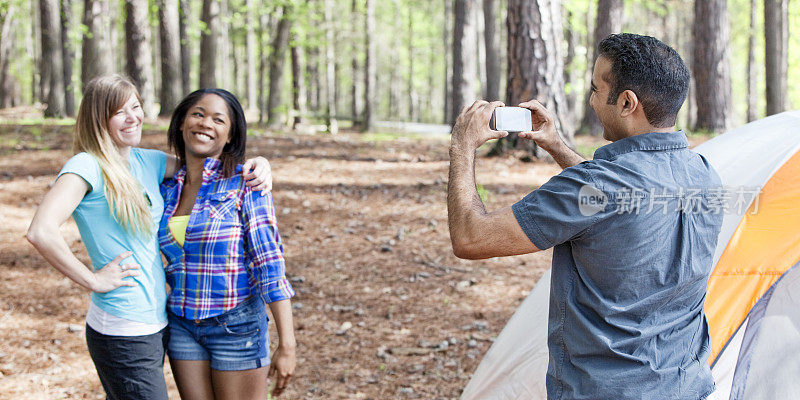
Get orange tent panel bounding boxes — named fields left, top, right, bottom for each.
left=706, top=150, right=800, bottom=365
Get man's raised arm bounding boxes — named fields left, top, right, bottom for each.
left=447, top=100, right=539, bottom=260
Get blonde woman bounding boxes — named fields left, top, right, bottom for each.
left=26, top=75, right=271, bottom=399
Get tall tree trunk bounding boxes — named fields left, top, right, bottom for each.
left=291, top=38, right=306, bottom=129
left=494, top=0, right=573, bottom=157
left=158, top=0, right=182, bottom=115
left=363, top=0, right=376, bottom=132
left=245, top=0, right=257, bottom=110
left=563, top=8, right=579, bottom=125
left=579, top=0, right=622, bottom=135
left=199, top=0, right=220, bottom=88
left=476, top=4, right=485, bottom=98
left=258, top=11, right=268, bottom=125
left=451, top=0, right=477, bottom=126
left=483, top=0, right=500, bottom=101
left=178, top=0, right=192, bottom=94
left=0, top=3, right=17, bottom=107
left=764, top=0, right=788, bottom=116
left=350, top=0, right=360, bottom=127
left=125, top=0, right=155, bottom=118
left=324, top=0, right=337, bottom=133
left=40, top=0, right=64, bottom=117
left=108, top=0, right=123, bottom=73
left=746, top=0, right=758, bottom=122
left=31, top=0, right=40, bottom=103
left=389, top=0, right=401, bottom=120
left=443, top=0, right=452, bottom=124
left=408, top=11, right=416, bottom=121
left=81, top=0, right=112, bottom=89
left=60, top=0, right=75, bottom=116
left=692, top=0, right=732, bottom=133
left=307, top=46, right=320, bottom=113
left=218, top=0, right=230, bottom=89
left=267, top=7, right=291, bottom=128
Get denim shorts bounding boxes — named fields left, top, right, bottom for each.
left=167, top=296, right=270, bottom=371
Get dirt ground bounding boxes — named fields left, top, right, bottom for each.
left=0, top=119, right=705, bottom=399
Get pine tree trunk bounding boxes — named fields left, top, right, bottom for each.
left=124, top=0, right=155, bottom=117
left=178, top=0, right=192, bottom=94
left=579, top=0, right=622, bottom=135
left=158, top=0, right=182, bottom=115
left=692, top=0, right=732, bottom=133
left=0, top=4, right=17, bottom=108
left=483, top=0, right=500, bottom=101
left=350, top=0, right=361, bottom=127
left=363, top=0, right=376, bottom=132
left=408, top=13, right=416, bottom=121
left=81, top=0, right=112, bottom=89
left=563, top=9, right=578, bottom=125
left=324, top=0, right=337, bottom=133
left=267, top=7, right=291, bottom=128
left=245, top=0, right=256, bottom=110
left=307, top=46, right=320, bottom=113
left=443, top=0, right=452, bottom=124
left=389, top=0, right=401, bottom=120
left=218, top=0, right=230, bottom=89
left=764, top=0, right=788, bottom=115
left=451, top=0, right=477, bottom=126
left=746, top=0, right=757, bottom=122
left=199, top=0, right=220, bottom=88
left=291, top=39, right=306, bottom=129
left=494, top=0, right=573, bottom=157
left=258, top=11, right=268, bottom=125
left=40, top=0, right=65, bottom=117
left=34, top=0, right=45, bottom=103
left=60, top=0, right=75, bottom=116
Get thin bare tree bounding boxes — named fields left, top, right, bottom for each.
left=451, top=0, right=477, bottom=125
left=692, top=0, right=732, bottom=133
left=158, top=0, right=182, bottom=115
left=125, top=0, right=156, bottom=117
left=764, top=0, right=788, bottom=115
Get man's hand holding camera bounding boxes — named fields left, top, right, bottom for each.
left=450, top=100, right=508, bottom=154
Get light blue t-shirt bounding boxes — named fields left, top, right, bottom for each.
left=58, top=148, right=167, bottom=325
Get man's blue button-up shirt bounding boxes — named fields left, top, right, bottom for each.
left=512, top=131, right=723, bottom=400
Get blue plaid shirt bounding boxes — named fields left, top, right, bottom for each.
left=158, top=158, right=294, bottom=320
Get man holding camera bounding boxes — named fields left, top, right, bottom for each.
left=448, top=33, right=722, bottom=399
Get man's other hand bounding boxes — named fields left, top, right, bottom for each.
left=517, top=99, right=564, bottom=154
left=450, top=100, right=508, bottom=152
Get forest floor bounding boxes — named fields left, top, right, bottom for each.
left=0, top=116, right=710, bottom=400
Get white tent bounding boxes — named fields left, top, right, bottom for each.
left=461, top=111, right=800, bottom=400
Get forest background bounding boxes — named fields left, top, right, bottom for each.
left=0, top=0, right=797, bottom=140
left=0, top=0, right=797, bottom=399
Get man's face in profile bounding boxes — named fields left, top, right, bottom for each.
left=589, top=57, right=624, bottom=142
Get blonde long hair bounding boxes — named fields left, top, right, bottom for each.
left=73, top=75, right=152, bottom=236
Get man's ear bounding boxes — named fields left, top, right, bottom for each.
left=617, top=90, right=639, bottom=117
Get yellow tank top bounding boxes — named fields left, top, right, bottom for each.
left=168, top=215, right=190, bottom=246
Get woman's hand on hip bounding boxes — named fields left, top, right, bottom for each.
left=90, top=251, right=141, bottom=293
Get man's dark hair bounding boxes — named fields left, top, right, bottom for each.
left=167, top=88, right=247, bottom=178
left=597, top=33, right=689, bottom=128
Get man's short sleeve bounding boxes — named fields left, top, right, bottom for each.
left=512, top=163, right=609, bottom=250
left=134, top=148, right=168, bottom=183
left=58, top=152, right=101, bottom=191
